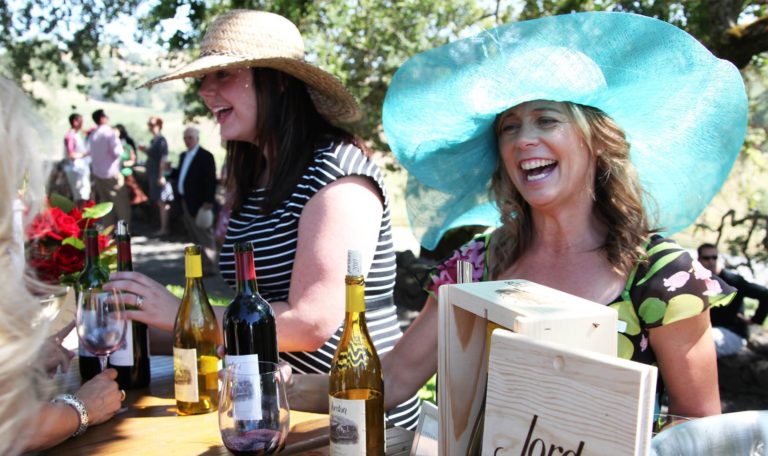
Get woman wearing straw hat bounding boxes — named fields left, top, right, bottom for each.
left=375, top=12, right=747, bottom=427
left=105, top=9, right=421, bottom=429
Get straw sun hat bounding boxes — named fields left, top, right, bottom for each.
left=383, top=12, right=748, bottom=250
left=143, top=10, right=360, bottom=124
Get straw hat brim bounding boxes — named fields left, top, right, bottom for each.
left=143, top=55, right=361, bottom=124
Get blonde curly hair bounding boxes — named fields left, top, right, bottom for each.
left=490, top=101, right=653, bottom=279
left=0, top=77, right=55, bottom=455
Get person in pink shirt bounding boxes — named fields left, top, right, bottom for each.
left=87, top=109, right=130, bottom=227
left=62, top=113, right=91, bottom=204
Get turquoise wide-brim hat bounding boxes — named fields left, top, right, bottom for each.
left=383, top=12, right=748, bottom=250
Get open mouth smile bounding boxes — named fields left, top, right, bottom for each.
left=520, top=159, right=557, bottom=182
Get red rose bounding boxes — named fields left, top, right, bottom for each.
left=28, top=211, right=59, bottom=241
left=53, top=244, right=85, bottom=275
left=98, top=234, right=110, bottom=252
left=28, top=257, right=60, bottom=284
left=51, top=207, right=81, bottom=239
left=69, top=206, right=83, bottom=220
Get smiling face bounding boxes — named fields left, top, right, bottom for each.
left=496, top=100, right=596, bottom=212
left=197, top=68, right=258, bottom=143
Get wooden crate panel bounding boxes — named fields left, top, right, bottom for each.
left=482, top=330, right=656, bottom=455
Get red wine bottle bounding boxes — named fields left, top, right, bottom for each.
left=223, top=242, right=278, bottom=369
left=77, top=227, right=110, bottom=382
left=108, top=220, right=151, bottom=389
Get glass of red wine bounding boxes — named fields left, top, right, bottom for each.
left=219, top=361, right=290, bottom=455
left=76, top=289, right=127, bottom=372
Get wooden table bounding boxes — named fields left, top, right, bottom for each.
left=45, top=356, right=414, bottom=455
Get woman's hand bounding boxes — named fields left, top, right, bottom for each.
left=76, top=368, right=122, bottom=426
left=105, top=271, right=180, bottom=332
left=42, top=321, right=76, bottom=376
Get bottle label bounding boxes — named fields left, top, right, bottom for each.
left=329, top=396, right=366, bottom=455
left=108, top=323, right=134, bottom=366
left=225, top=354, right=262, bottom=421
left=174, top=347, right=199, bottom=403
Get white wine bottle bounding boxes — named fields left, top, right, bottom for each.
left=173, top=245, right=220, bottom=415
left=329, top=250, right=385, bottom=455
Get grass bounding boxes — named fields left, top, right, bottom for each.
left=166, top=284, right=230, bottom=307
left=420, top=375, right=437, bottom=404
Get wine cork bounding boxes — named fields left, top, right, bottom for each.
left=347, top=249, right=362, bottom=276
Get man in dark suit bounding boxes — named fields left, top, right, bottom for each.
left=698, top=243, right=768, bottom=356
left=173, top=126, right=218, bottom=273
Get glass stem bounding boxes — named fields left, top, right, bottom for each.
left=99, top=355, right=108, bottom=372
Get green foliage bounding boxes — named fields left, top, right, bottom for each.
left=0, top=0, right=143, bottom=101
left=298, top=0, right=487, bottom=147
left=49, top=192, right=76, bottom=213
left=166, top=283, right=230, bottom=307
left=83, top=202, right=115, bottom=220
left=419, top=374, right=437, bottom=404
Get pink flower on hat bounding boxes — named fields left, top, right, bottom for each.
left=691, top=260, right=712, bottom=280
left=702, top=278, right=723, bottom=296
left=663, top=271, right=690, bottom=292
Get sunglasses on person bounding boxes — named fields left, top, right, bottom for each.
left=699, top=255, right=718, bottom=261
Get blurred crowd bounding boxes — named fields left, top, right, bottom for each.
left=54, top=109, right=225, bottom=272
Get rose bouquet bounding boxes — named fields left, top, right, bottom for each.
left=26, top=194, right=116, bottom=286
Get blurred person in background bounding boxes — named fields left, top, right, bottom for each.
left=138, top=116, right=172, bottom=236
left=170, top=126, right=218, bottom=273
left=88, top=109, right=131, bottom=227
left=61, top=113, right=91, bottom=204
left=698, top=243, right=768, bottom=357
left=116, top=124, right=148, bottom=207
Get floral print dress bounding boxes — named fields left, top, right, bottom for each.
left=425, top=233, right=735, bottom=367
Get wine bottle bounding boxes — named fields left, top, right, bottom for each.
left=173, top=245, right=220, bottom=415
left=223, top=241, right=278, bottom=371
left=329, top=250, right=385, bottom=456
left=77, top=227, right=110, bottom=383
left=108, top=220, right=151, bottom=389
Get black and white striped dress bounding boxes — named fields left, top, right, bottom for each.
left=219, top=140, right=421, bottom=430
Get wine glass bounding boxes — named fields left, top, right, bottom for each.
left=76, top=289, right=127, bottom=372
left=219, top=361, right=290, bottom=455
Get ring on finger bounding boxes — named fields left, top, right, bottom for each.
left=119, top=389, right=126, bottom=402
left=136, top=295, right=144, bottom=309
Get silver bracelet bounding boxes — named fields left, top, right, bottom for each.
left=53, top=393, right=89, bottom=437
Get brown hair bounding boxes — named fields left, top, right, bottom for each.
left=225, top=68, right=367, bottom=214
left=490, top=102, right=652, bottom=278
left=148, top=116, right=163, bottom=129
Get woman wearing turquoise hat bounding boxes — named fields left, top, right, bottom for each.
left=377, top=12, right=748, bottom=427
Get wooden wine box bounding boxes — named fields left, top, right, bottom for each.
left=437, top=279, right=627, bottom=455
left=482, top=329, right=657, bottom=455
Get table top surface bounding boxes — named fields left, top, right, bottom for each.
left=43, top=356, right=414, bottom=455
